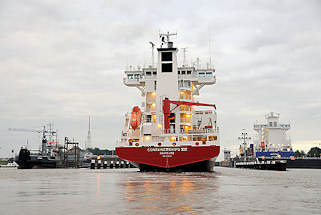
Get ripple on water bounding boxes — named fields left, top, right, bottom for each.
left=0, top=167, right=320, bottom=215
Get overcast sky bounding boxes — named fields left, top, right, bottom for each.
left=0, top=0, right=320, bottom=158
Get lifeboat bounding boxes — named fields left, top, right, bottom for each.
left=130, top=106, right=142, bottom=130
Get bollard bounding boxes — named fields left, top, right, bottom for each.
left=97, top=160, right=102, bottom=169
left=103, top=161, right=107, bottom=169
left=90, top=160, right=95, bottom=169
left=109, top=161, right=114, bottom=168
left=115, top=161, right=120, bottom=168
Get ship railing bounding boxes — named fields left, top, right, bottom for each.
left=116, top=140, right=128, bottom=146
left=178, top=72, right=216, bottom=83
left=288, top=157, right=321, bottom=160
left=151, top=136, right=166, bottom=142
left=254, top=124, right=291, bottom=129
left=303, top=157, right=321, bottom=160
left=123, top=77, right=142, bottom=85
left=162, top=128, right=218, bottom=135
left=29, top=150, right=42, bottom=155
left=116, top=139, right=220, bottom=147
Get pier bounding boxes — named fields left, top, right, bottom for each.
left=89, top=155, right=135, bottom=169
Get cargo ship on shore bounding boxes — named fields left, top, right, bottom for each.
left=116, top=33, right=220, bottom=171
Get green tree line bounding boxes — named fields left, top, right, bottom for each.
left=294, top=147, right=321, bottom=157
left=87, top=147, right=115, bottom=155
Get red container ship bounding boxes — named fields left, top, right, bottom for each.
left=116, top=33, right=220, bottom=171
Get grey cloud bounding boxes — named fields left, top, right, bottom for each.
left=0, top=0, right=320, bottom=157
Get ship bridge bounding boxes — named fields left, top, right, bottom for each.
left=123, top=67, right=216, bottom=95
left=253, top=112, right=292, bottom=153
left=254, top=112, right=290, bottom=131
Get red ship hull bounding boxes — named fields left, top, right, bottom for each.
left=116, top=145, right=220, bottom=172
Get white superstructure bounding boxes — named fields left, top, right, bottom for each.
left=254, top=112, right=292, bottom=152
left=120, top=33, right=219, bottom=147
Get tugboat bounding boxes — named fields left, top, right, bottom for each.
left=15, top=125, right=62, bottom=169
left=116, top=33, right=220, bottom=172
left=235, top=113, right=292, bottom=171
left=234, top=128, right=287, bottom=171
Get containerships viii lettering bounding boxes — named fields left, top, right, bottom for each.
left=116, top=33, right=220, bottom=171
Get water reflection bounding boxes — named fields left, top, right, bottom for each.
left=121, top=172, right=218, bottom=214
left=96, top=174, right=100, bottom=195
left=2, top=168, right=321, bottom=215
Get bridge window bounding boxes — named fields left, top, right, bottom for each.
left=199, top=72, right=205, bottom=77
left=146, top=115, right=151, bottom=123
left=162, top=63, right=172, bottom=72
left=162, top=52, right=172, bottom=61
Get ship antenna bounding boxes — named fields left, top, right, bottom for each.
left=196, top=57, right=200, bottom=69
left=86, top=115, right=92, bottom=149
left=182, top=47, right=187, bottom=67
left=238, top=129, right=252, bottom=157
left=159, top=32, right=177, bottom=48
left=149, top=41, right=155, bottom=67
left=208, top=28, right=212, bottom=68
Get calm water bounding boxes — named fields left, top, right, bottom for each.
left=0, top=167, right=320, bottom=215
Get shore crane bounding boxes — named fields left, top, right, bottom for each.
left=9, top=125, right=58, bottom=155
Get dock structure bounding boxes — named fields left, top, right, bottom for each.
left=89, top=155, right=135, bottom=169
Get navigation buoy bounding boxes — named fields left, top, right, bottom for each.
left=130, top=106, right=142, bottom=130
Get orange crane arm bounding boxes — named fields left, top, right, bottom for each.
left=162, top=98, right=216, bottom=133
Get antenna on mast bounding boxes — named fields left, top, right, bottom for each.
left=159, top=32, right=177, bottom=48
left=208, top=28, right=213, bottom=68
left=181, top=47, right=187, bottom=67
left=196, top=57, right=200, bottom=69
left=86, top=116, right=92, bottom=149
left=149, top=41, right=155, bottom=67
